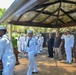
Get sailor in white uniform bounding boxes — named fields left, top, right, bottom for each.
left=36, top=35, right=41, bottom=53
left=17, top=36, right=22, bottom=52
left=39, top=34, right=44, bottom=52
left=0, top=26, right=16, bottom=75
left=61, top=31, right=74, bottom=63
left=24, top=30, right=38, bottom=75
left=20, top=34, right=25, bottom=51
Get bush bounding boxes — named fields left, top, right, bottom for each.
left=12, top=33, right=18, bottom=49
left=12, top=36, right=17, bottom=48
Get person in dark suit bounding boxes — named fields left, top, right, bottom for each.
left=47, top=33, right=54, bottom=58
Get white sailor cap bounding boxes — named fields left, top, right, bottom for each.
left=27, top=30, right=33, bottom=34
left=0, top=26, right=6, bottom=30
left=36, top=33, right=40, bottom=36
left=38, top=34, right=42, bottom=36
left=67, top=30, right=71, bottom=33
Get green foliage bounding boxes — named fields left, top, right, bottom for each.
left=12, top=33, right=18, bottom=49
left=0, top=8, right=6, bottom=25
left=12, top=36, right=17, bottom=48
left=24, top=29, right=27, bottom=34
left=0, top=8, right=6, bottom=17
left=12, top=33, right=19, bottom=37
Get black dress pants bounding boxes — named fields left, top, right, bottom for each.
left=48, top=47, right=53, bottom=58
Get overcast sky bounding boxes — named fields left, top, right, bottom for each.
left=0, top=0, right=15, bottom=9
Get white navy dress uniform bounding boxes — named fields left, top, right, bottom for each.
left=40, top=34, right=44, bottom=51
left=36, top=35, right=41, bottom=53
left=61, top=34, right=74, bottom=63
left=17, top=36, right=22, bottom=52
left=20, top=35, right=25, bottom=51
left=0, top=26, right=16, bottom=75
left=24, top=30, right=38, bottom=75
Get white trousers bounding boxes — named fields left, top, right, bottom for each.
left=2, top=56, right=16, bottom=75
left=2, top=61, right=16, bottom=75
left=65, top=47, right=72, bottom=63
left=40, top=44, right=43, bottom=51
left=17, top=43, right=21, bottom=52
left=27, top=52, right=38, bottom=75
left=21, top=42, right=25, bottom=51
left=37, top=45, right=41, bottom=53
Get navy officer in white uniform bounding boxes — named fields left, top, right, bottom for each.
left=0, top=26, right=16, bottom=75
left=61, top=31, right=74, bottom=63
left=24, top=30, right=38, bottom=75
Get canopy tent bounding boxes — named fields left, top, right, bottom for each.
left=0, top=0, right=76, bottom=28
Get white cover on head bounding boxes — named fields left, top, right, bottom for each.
left=40, top=34, right=42, bottom=36
left=27, top=30, right=33, bottom=34
left=67, top=30, right=71, bottom=33
left=36, top=33, right=40, bottom=36
left=0, top=26, right=6, bottom=30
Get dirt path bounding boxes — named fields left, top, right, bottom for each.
left=14, top=49, right=76, bottom=75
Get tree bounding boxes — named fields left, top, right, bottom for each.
left=0, top=8, right=6, bottom=17
left=0, top=8, right=6, bottom=26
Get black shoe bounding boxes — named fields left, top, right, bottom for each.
left=50, top=56, right=53, bottom=58
left=59, top=59, right=62, bottom=61
left=32, top=71, right=39, bottom=74
left=48, top=56, right=51, bottom=57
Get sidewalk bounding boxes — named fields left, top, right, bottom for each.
left=14, top=49, right=76, bottom=75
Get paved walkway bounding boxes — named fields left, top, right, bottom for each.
left=14, top=49, right=76, bottom=75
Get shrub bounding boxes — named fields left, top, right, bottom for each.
left=12, top=36, right=17, bottom=48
